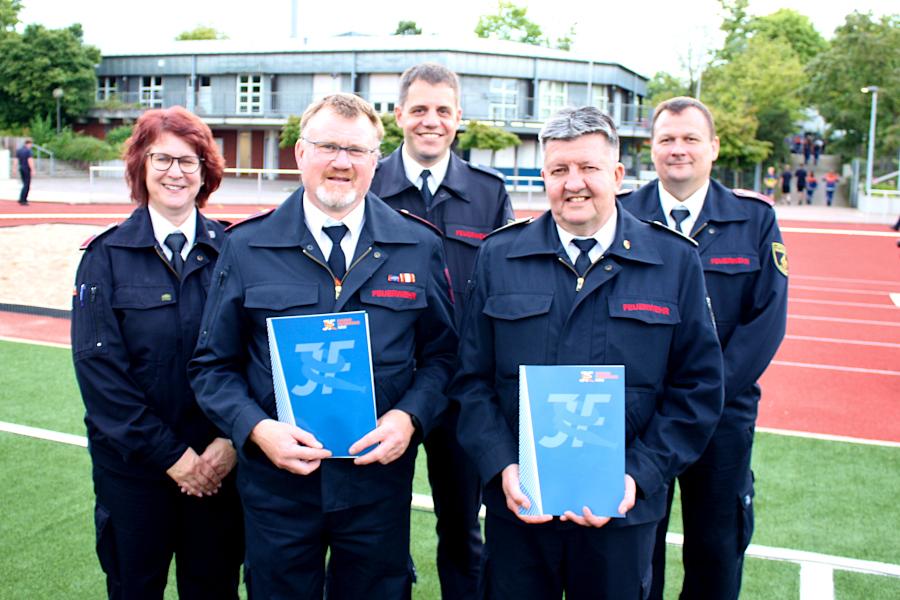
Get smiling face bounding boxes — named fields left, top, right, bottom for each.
left=145, top=131, right=203, bottom=225
left=542, top=133, right=625, bottom=237
left=295, top=108, right=379, bottom=219
left=394, top=80, right=462, bottom=167
left=651, top=106, right=720, bottom=200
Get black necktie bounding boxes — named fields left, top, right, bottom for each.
left=164, top=232, right=187, bottom=277
left=670, top=207, right=690, bottom=234
left=420, top=169, right=433, bottom=209
left=323, top=224, right=348, bottom=281
left=572, top=238, right=597, bottom=276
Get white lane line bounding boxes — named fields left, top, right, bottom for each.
left=790, top=285, right=897, bottom=296
left=770, top=360, right=900, bottom=376
left=789, top=314, right=900, bottom=327
left=782, top=226, right=899, bottom=238
left=0, top=336, right=70, bottom=349
left=0, top=421, right=87, bottom=447
left=757, top=427, right=900, bottom=448
left=800, top=563, right=834, bottom=600
left=892, top=293, right=900, bottom=307
left=784, top=335, right=900, bottom=349
left=791, top=274, right=900, bottom=286
left=789, top=298, right=900, bottom=309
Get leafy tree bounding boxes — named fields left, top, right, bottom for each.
left=393, top=20, right=421, bottom=36
left=0, top=23, right=101, bottom=129
left=646, top=72, right=692, bottom=108
left=555, top=24, right=577, bottom=52
left=748, top=9, right=827, bottom=65
left=806, top=12, right=900, bottom=159
left=475, top=1, right=544, bottom=46
left=380, top=113, right=403, bottom=156
left=457, top=121, right=520, bottom=166
left=176, top=26, right=227, bottom=41
left=716, top=0, right=751, bottom=62
left=105, top=124, right=134, bottom=150
left=280, top=114, right=301, bottom=149
left=1, top=0, right=21, bottom=31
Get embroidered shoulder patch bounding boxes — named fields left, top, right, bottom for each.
left=772, top=242, right=788, bottom=276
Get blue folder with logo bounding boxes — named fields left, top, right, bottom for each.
left=267, top=311, right=377, bottom=457
left=518, top=365, right=625, bottom=517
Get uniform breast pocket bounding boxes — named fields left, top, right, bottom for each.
left=111, top=284, right=178, bottom=364
left=605, top=296, right=680, bottom=387
left=243, top=283, right=319, bottom=324
left=483, top=293, right=553, bottom=371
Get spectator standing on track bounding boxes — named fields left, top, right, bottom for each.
left=805, top=171, right=818, bottom=205
left=763, top=166, right=778, bottom=199
left=780, top=165, right=793, bottom=205
left=795, top=165, right=807, bottom=198
left=14, top=138, right=34, bottom=205
left=823, top=171, right=840, bottom=206
left=621, top=96, right=789, bottom=600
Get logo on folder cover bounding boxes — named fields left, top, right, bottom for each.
left=267, top=311, right=377, bottom=457
left=519, top=365, right=625, bottom=517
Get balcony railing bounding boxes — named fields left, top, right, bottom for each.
left=92, top=91, right=652, bottom=131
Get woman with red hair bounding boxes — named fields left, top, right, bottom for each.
left=71, top=106, right=243, bottom=599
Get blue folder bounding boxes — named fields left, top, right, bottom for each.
left=518, top=365, right=625, bottom=517
left=267, top=311, right=377, bottom=457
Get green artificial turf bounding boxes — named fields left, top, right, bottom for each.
left=1, top=340, right=898, bottom=598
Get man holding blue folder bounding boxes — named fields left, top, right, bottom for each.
left=451, top=106, right=723, bottom=598
left=190, top=93, right=457, bottom=599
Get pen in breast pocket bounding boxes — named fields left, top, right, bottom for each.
left=79, top=283, right=85, bottom=306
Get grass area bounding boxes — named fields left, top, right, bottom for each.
left=1, top=340, right=898, bottom=598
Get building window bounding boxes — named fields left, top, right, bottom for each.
left=96, top=77, right=117, bottom=102
left=196, top=76, right=212, bottom=114
left=489, top=78, right=518, bottom=120
left=539, top=81, right=567, bottom=120
left=140, top=76, right=163, bottom=108
left=590, top=85, right=609, bottom=112
left=372, top=101, right=395, bottom=114
left=237, top=74, right=264, bottom=114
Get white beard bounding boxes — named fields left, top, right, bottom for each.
left=315, top=186, right=358, bottom=210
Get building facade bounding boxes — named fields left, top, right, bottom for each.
left=87, top=35, right=650, bottom=178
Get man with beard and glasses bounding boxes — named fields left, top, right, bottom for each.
left=190, top=93, right=457, bottom=599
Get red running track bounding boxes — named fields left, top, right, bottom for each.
left=2, top=202, right=899, bottom=441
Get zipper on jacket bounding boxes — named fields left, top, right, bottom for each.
left=557, top=256, right=601, bottom=292
left=155, top=246, right=179, bottom=278
left=88, top=285, right=103, bottom=349
left=303, top=246, right=372, bottom=300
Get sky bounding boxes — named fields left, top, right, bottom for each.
left=15, top=0, right=899, bottom=78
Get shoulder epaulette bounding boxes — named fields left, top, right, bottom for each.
left=732, top=188, right=774, bottom=207
left=616, top=188, right=635, bottom=197
left=225, top=207, right=275, bottom=231
left=79, top=223, right=119, bottom=250
left=468, top=163, right=506, bottom=181
left=648, top=220, right=699, bottom=247
left=485, top=216, right=533, bottom=239
left=215, top=218, right=232, bottom=229
left=397, top=209, right=443, bottom=237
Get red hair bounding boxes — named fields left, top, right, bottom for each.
left=123, top=106, right=224, bottom=208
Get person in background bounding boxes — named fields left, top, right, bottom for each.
left=15, top=138, right=34, bottom=205
left=823, top=170, right=840, bottom=206
left=71, top=106, right=243, bottom=600
left=763, top=166, right=778, bottom=199
left=805, top=171, right=818, bottom=205
left=780, top=165, right=793, bottom=205
left=795, top=165, right=807, bottom=199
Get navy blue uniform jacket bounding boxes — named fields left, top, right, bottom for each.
left=72, top=207, right=227, bottom=479
left=451, top=206, right=724, bottom=526
left=621, top=179, right=788, bottom=430
left=370, top=147, right=514, bottom=321
left=189, top=189, right=458, bottom=512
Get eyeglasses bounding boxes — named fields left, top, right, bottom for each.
left=301, top=138, right=378, bottom=163
left=146, top=152, right=204, bottom=174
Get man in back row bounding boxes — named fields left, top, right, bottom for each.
left=621, top=96, right=788, bottom=600
left=370, top=62, right=514, bottom=598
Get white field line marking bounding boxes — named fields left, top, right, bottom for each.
left=791, top=274, right=900, bottom=286
left=789, top=298, right=900, bottom=309
left=0, top=336, right=69, bottom=349
left=800, top=562, right=834, bottom=600
left=757, top=427, right=900, bottom=448
left=784, top=335, right=900, bottom=349
left=0, top=421, right=87, bottom=447
left=892, top=293, right=900, bottom=307
left=789, top=314, right=900, bottom=327
left=770, top=360, right=900, bottom=376
left=781, top=226, right=899, bottom=238
left=790, top=284, right=897, bottom=296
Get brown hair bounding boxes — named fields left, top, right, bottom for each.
left=299, top=93, right=384, bottom=141
left=652, top=96, right=716, bottom=139
left=398, top=63, right=460, bottom=106
left=123, top=106, right=224, bottom=207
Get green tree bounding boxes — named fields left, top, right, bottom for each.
left=1, top=0, right=21, bottom=31
left=176, top=26, right=227, bottom=40
left=380, top=113, right=403, bottom=156
left=555, top=23, right=577, bottom=52
left=457, top=121, right=520, bottom=166
left=393, top=20, right=421, bottom=36
left=280, top=114, right=301, bottom=149
left=716, top=0, right=751, bottom=62
left=806, top=12, right=900, bottom=159
left=646, top=72, right=692, bottom=107
left=0, top=23, right=101, bottom=129
left=475, top=1, right=544, bottom=46
left=748, top=9, right=827, bottom=65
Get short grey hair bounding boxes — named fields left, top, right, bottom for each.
left=539, top=106, right=619, bottom=157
